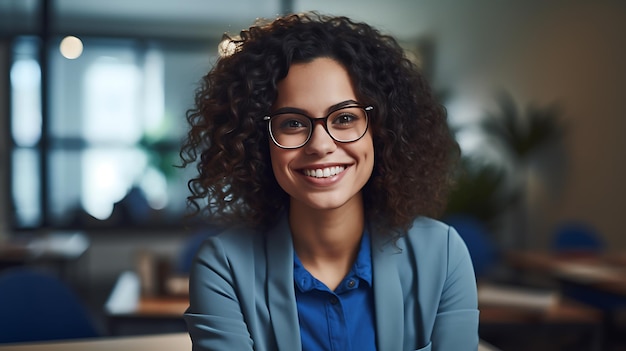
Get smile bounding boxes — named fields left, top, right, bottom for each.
left=302, top=166, right=346, bottom=178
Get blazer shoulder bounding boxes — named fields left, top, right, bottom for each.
left=409, top=216, right=451, bottom=231
left=405, top=216, right=454, bottom=243
left=196, top=226, right=262, bottom=261
left=400, top=217, right=468, bottom=259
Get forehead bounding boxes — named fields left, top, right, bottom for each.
left=273, top=57, right=357, bottom=113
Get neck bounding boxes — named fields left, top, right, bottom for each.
left=289, top=195, right=364, bottom=254
left=288, top=194, right=365, bottom=290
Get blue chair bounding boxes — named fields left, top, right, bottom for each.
left=551, top=221, right=605, bottom=254
left=550, top=221, right=615, bottom=312
left=443, top=215, right=499, bottom=279
left=176, top=226, right=223, bottom=274
left=0, top=268, right=99, bottom=344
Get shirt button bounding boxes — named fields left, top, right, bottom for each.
left=329, top=296, right=339, bottom=305
left=347, top=279, right=356, bottom=288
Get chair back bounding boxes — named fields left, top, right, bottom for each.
left=176, top=226, right=223, bottom=274
left=0, top=268, right=99, bottom=344
left=444, top=215, right=498, bottom=278
left=551, top=221, right=605, bottom=254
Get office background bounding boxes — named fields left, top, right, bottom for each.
left=1, top=1, right=625, bottom=348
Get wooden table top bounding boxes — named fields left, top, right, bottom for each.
left=505, top=251, right=626, bottom=296
left=0, top=333, right=191, bottom=351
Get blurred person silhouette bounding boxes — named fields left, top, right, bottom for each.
left=180, top=12, right=478, bottom=351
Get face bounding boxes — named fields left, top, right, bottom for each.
left=269, top=57, right=374, bottom=212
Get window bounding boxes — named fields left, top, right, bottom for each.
left=10, top=36, right=216, bottom=230
left=10, top=37, right=42, bottom=228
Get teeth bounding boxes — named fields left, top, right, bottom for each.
left=304, top=166, right=345, bottom=178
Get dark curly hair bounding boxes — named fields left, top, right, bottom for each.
left=180, top=12, right=458, bottom=237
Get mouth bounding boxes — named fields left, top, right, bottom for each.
left=301, top=165, right=347, bottom=179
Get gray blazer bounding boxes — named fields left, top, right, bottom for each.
left=184, top=215, right=479, bottom=351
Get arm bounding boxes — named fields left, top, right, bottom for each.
left=184, top=237, right=254, bottom=351
left=431, top=227, right=480, bottom=351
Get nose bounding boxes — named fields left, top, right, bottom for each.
left=304, top=122, right=336, bottom=155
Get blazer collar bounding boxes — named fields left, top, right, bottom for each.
left=371, top=231, right=405, bottom=350
left=266, top=214, right=302, bottom=351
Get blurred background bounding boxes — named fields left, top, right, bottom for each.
left=1, top=0, right=625, bottom=350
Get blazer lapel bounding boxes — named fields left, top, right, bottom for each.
left=266, top=215, right=302, bottom=351
left=371, top=233, right=404, bottom=350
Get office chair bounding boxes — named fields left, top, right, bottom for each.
left=551, top=221, right=605, bottom=254
left=0, top=268, right=99, bottom=344
left=176, top=226, right=223, bottom=274
left=443, top=215, right=499, bottom=279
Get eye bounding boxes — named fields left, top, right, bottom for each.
left=281, top=119, right=306, bottom=129
left=333, top=113, right=357, bottom=125
left=330, top=108, right=364, bottom=129
left=273, top=114, right=310, bottom=134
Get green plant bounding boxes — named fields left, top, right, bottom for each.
left=480, top=91, right=565, bottom=164
left=445, top=157, right=520, bottom=226
left=444, top=91, right=566, bottom=233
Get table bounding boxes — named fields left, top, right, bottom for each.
left=106, top=296, right=189, bottom=335
left=105, top=271, right=188, bottom=335
left=477, top=282, right=603, bottom=351
left=0, top=332, right=501, bottom=351
left=502, top=251, right=626, bottom=349
left=506, top=251, right=626, bottom=309
left=0, top=333, right=190, bottom=351
left=0, top=232, right=89, bottom=281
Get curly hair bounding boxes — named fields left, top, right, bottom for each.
left=180, top=12, right=459, bottom=237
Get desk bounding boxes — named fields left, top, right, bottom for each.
left=480, top=297, right=603, bottom=351
left=0, top=332, right=501, bottom=351
left=105, top=271, right=188, bottom=335
left=0, top=332, right=190, bottom=351
left=478, top=280, right=604, bottom=349
left=0, top=232, right=89, bottom=280
left=106, top=297, right=188, bottom=336
left=0, top=232, right=89, bottom=263
left=506, top=251, right=626, bottom=305
left=503, top=251, right=626, bottom=350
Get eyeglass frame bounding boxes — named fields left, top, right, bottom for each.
left=263, top=104, right=373, bottom=149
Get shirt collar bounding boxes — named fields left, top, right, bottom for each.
left=293, top=230, right=373, bottom=292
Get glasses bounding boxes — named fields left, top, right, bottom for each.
left=263, top=104, right=373, bottom=149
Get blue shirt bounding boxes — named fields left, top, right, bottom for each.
left=293, top=232, right=377, bottom=351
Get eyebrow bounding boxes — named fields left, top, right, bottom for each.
left=270, top=99, right=360, bottom=116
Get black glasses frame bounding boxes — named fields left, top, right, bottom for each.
left=263, top=105, right=373, bottom=149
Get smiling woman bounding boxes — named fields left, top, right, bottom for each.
left=180, top=12, right=478, bottom=351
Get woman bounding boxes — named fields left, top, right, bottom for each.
left=180, top=12, right=478, bottom=351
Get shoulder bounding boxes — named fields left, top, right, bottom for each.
left=194, top=213, right=292, bottom=266
left=194, top=226, right=262, bottom=265
left=404, top=216, right=463, bottom=249
left=384, top=217, right=470, bottom=268
left=408, top=216, right=451, bottom=234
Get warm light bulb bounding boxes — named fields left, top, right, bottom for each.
left=60, top=36, right=83, bottom=59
